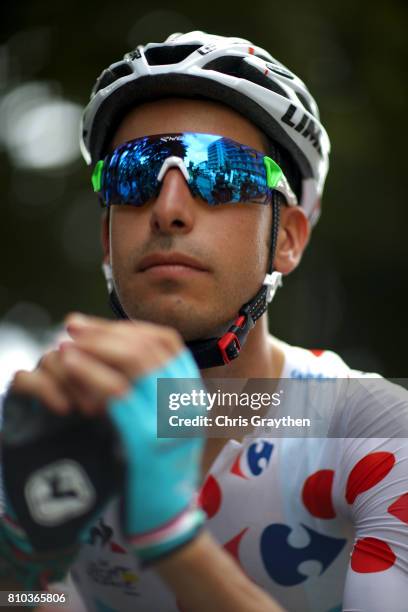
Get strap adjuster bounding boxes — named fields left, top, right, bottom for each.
left=217, top=314, right=248, bottom=364
left=263, top=271, right=282, bottom=303
left=218, top=332, right=241, bottom=364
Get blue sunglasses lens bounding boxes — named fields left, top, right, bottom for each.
left=96, top=133, right=273, bottom=206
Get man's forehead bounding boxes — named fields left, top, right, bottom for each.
left=110, top=97, right=268, bottom=154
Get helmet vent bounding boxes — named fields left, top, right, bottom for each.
left=203, top=55, right=245, bottom=78
left=93, top=63, right=133, bottom=95
left=204, top=57, right=289, bottom=100
left=252, top=51, right=273, bottom=63
left=145, top=44, right=201, bottom=65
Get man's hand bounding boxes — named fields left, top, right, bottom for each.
left=1, top=314, right=172, bottom=588
left=8, top=313, right=206, bottom=567
left=11, top=313, right=185, bottom=416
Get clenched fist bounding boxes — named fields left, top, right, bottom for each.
left=4, top=313, right=206, bottom=577
left=11, top=313, right=185, bottom=415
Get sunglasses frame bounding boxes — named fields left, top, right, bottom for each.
left=91, top=133, right=298, bottom=208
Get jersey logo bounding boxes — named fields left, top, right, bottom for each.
left=89, top=517, right=114, bottom=547
left=25, top=459, right=95, bottom=526
left=86, top=561, right=139, bottom=593
left=88, top=517, right=127, bottom=554
left=289, top=369, right=332, bottom=379
left=247, top=441, right=274, bottom=476
left=231, top=441, right=274, bottom=478
left=260, top=523, right=346, bottom=586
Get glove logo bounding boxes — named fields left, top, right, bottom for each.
left=24, top=459, right=96, bottom=526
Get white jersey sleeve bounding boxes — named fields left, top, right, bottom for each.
left=281, top=345, right=408, bottom=611
left=330, top=378, right=408, bottom=611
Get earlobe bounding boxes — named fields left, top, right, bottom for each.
left=274, top=206, right=310, bottom=275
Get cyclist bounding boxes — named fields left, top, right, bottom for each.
left=1, top=31, right=407, bottom=612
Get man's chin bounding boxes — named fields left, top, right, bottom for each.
left=123, top=306, right=233, bottom=343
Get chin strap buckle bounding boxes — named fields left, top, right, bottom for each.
left=217, top=309, right=254, bottom=365
left=263, top=271, right=283, bottom=303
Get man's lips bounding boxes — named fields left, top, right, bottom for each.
left=138, top=253, right=209, bottom=273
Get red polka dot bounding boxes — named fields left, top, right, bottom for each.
left=388, top=492, right=408, bottom=524
left=302, top=469, right=336, bottom=518
left=224, top=528, right=248, bottom=564
left=230, top=451, right=248, bottom=479
left=351, top=537, right=396, bottom=573
left=346, top=452, right=395, bottom=505
left=310, top=349, right=324, bottom=357
left=198, top=475, right=222, bottom=519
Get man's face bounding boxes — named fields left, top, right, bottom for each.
left=104, top=98, right=273, bottom=341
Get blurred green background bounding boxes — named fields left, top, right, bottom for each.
left=0, top=0, right=407, bottom=383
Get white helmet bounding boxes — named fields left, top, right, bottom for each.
left=80, top=31, right=330, bottom=225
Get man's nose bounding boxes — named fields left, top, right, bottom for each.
left=149, top=168, right=196, bottom=235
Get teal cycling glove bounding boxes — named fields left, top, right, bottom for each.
left=108, top=348, right=206, bottom=564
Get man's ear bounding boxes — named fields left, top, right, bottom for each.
left=274, top=205, right=310, bottom=275
left=101, top=209, right=110, bottom=264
